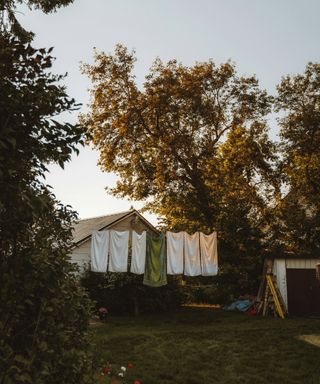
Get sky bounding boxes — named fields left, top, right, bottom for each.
left=18, top=0, right=320, bottom=225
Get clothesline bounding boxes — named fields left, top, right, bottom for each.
left=90, top=230, right=218, bottom=287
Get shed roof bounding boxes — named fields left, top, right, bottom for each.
left=72, top=209, right=157, bottom=246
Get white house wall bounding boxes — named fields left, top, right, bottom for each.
left=69, top=238, right=91, bottom=273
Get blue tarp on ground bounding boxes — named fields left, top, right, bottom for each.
left=224, top=300, right=253, bottom=312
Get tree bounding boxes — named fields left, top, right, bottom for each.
left=81, top=45, right=276, bottom=294
left=274, top=63, right=320, bottom=255
left=0, top=34, right=93, bottom=383
left=0, top=0, right=74, bottom=41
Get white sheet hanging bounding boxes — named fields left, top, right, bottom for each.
left=109, top=230, right=129, bottom=272
left=91, top=230, right=109, bottom=273
left=200, top=232, right=218, bottom=276
left=167, top=231, right=184, bottom=274
left=184, top=232, right=201, bottom=276
left=131, top=231, right=146, bottom=274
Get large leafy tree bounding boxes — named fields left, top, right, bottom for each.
left=82, top=45, right=276, bottom=293
left=274, top=63, right=320, bottom=255
left=0, top=33, right=93, bottom=384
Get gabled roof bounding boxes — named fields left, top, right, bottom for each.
left=72, top=209, right=157, bottom=246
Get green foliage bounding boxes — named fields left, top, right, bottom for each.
left=181, top=284, right=231, bottom=304
left=0, top=35, right=93, bottom=383
left=274, top=63, right=320, bottom=255
left=0, top=1, right=75, bottom=42
left=81, top=271, right=183, bottom=315
left=0, top=0, right=74, bottom=12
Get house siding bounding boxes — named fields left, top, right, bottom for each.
left=70, top=240, right=91, bottom=272
left=108, top=215, right=150, bottom=233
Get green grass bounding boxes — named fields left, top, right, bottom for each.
left=91, top=308, right=320, bottom=384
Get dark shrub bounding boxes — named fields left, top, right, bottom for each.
left=80, top=271, right=183, bottom=315
left=0, top=37, right=93, bottom=384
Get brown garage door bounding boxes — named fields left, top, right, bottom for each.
left=286, top=268, right=320, bottom=316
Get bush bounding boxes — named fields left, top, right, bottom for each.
left=0, top=37, right=94, bottom=383
left=181, top=283, right=232, bottom=305
left=80, top=271, right=183, bottom=315
left=0, top=192, right=94, bottom=384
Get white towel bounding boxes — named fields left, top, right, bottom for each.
left=131, top=231, right=146, bottom=274
left=200, top=232, right=218, bottom=276
left=91, top=230, right=109, bottom=273
left=167, top=231, right=184, bottom=274
left=109, top=230, right=129, bottom=272
left=184, top=232, right=201, bottom=276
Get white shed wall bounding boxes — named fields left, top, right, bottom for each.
left=285, top=259, right=319, bottom=269
left=273, top=259, right=288, bottom=309
left=272, top=258, right=320, bottom=311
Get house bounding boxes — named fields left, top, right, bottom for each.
left=266, top=255, right=320, bottom=316
left=70, top=209, right=158, bottom=272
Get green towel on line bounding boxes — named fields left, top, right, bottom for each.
left=143, top=233, right=167, bottom=287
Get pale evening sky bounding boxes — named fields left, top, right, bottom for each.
left=18, top=0, right=320, bottom=225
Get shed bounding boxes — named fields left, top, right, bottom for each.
left=267, top=256, right=320, bottom=316
left=70, top=209, right=158, bottom=272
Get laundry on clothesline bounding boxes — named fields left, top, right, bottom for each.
left=184, top=232, right=202, bottom=276
left=166, top=231, right=184, bottom=275
left=90, top=229, right=219, bottom=279
left=143, top=233, right=167, bottom=287
left=200, top=232, right=218, bottom=276
left=109, top=230, right=129, bottom=273
left=91, top=230, right=109, bottom=273
left=131, top=231, right=146, bottom=274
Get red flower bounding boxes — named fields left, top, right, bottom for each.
left=134, top=380, right=141, bottom=384
left=103, top=367, right=111, bottom=374
left=128, top=362, right=134, bottom=368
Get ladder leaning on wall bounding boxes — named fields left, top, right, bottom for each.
left=255, top=260, right=287, bottom=319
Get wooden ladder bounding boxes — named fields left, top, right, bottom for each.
left=266, top=274, right=286, bottom=319
left=256, top=260, right=287, bottom=319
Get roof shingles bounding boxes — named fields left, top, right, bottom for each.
left=72, top=209, right=157, bottom=245
left=72, top=210, right=132, bottom=244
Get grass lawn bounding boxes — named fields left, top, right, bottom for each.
left=91, top=307, right=320, bottom=384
